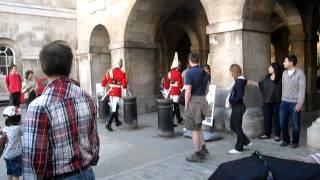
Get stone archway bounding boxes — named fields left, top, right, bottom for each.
left=124, top=0, right=209, bottom=113
left=89, top=25, right=111, bottom=99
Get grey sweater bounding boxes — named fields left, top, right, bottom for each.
left=282, top=68, right=306, bottom=108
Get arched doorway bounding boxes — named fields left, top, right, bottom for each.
left=125, top=0, right=209, bottom=108
left=90, top=25, right=111, bottom=99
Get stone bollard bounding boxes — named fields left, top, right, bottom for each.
left=123, top=96, right=138, bottom=129
left=242, top=107, right=264, bottom=138
left=157, top=99, right=174, bottom=137
left=307, top=117, right=320, bottom=149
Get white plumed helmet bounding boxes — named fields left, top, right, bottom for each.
left=3, top=106, right=21, bottom=117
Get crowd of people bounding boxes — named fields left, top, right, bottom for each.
left=0, top=38, right=315, bottom=179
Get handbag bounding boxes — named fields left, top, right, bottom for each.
left=178, top=89, right=185, bottom=105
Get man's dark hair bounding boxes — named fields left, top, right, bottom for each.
left=39, top=41, right=73, bottom=77
left=9, top=64, right=17, bottom=71
left=25, top=70, right=33, bottom=79
left=188, top=53, right=200, bottom=63
left=287, top=54, right=298, bottom=66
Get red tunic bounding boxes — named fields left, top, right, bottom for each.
left=101, top=68, right=127, bottom=97
left=164, top=68, right=183, bottom=96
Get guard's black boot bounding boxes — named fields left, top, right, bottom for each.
left=174, top=103, right=183, bottom=124
left=114, top=108, right=122, bottom=127
left=106, top=112, right=116, bottom=131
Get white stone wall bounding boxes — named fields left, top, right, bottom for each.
left=0, top=1, right=77, bottom=95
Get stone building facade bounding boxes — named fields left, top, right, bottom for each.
left=77, top=0, right=319, bottom=128
left=0, top=0, right=77, bottom=98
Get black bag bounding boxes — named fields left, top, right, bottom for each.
left=178, top=89, right=185, bottom=106
left=209, top=151, right=320, bottom=180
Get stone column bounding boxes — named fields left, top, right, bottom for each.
left=109, top=41, right=160, bottom=114
left=206, top=20, right=270, bottom=137
left=307, top=117, right=320, bottom=149
left=77, top=51, right=92, bottom=95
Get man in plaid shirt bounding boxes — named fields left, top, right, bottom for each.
left=23, top=41, right=100, bottom=179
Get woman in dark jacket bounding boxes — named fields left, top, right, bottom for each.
left=226, top=64, right=252, bottom=154
left=248, top=63, right=282, bottom=141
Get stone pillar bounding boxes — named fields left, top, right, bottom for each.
left=206, top=20, right=270, bottom=137
left=77, top=52, right=92, bottom=95
left=307, top=117, right=320, bottom=149
left=109, top=41, right=159, bottom=114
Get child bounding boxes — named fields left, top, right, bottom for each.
left=226, top=64, right=252, bottom=154
left=2, top=106, right=23, bottom=180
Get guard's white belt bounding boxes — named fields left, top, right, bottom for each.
left=109, top=84, right=121, bottom=88
left=170, top=84, right=179, bottom=87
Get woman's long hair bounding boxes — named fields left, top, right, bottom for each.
left=270, top=63, right=282, bottom=83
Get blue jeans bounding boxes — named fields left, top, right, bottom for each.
left=56, top=168, right=95, bottom=180
left=279, top=101, right=301, bottom=143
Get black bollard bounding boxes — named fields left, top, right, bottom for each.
left=123, top=96, right=138, bottom=129
left=98, top=96, right=110, bottom=119
left=157, top=99, right=174, bottom=137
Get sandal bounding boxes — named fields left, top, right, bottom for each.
left=259, top=135, right=270, bottom=139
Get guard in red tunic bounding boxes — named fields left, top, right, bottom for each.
left=102, top=59, right=127, bottom=131
left=164, top=52, right=183, bottom=124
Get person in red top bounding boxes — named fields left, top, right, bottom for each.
left=164, top=52, right=184, bottom=124
left=102, top=58, right=127, bottom=131
left=5, top=64, right=22, bottom=107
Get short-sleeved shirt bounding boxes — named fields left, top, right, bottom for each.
left=5, top=74, right=22, bottom=93
left=185, top=65, right=210, bottom=96
left=2, top=125, right=23, bottom=159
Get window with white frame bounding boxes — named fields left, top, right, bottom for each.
left=0, top=46, right=14, bottom=76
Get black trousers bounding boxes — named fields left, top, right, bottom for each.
left=230, top=105, right=250, bottom=151
left=26, top=91, right=37, bottom=108
left=9, top=92, right=21, bottom=107
left=172, top=103, right=182, bottom=122
left=262, top=103, right=281, bottom=137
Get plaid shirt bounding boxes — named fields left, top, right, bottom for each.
left=23, top=77, right=99, bottom=179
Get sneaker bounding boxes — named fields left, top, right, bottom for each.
left=259, top=135, right=270, bottom=139
left=200, top=145, right=210, bottom=158
left=186, top=152, right=204, bottom=163
left=274, top=136, right=281, bottom=142
left=228, top=149, right=242, bottom=154
left=243, top=142, right=253, bottom=150
left=280, top=141, right=290, bottom=147
left=291, top=143, right=299, bottom=149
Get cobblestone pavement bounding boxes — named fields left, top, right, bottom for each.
left=0, top=106, right=318, bottom=180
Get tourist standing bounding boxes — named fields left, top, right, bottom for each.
left=227, top=64, right=252, bottom=154
left=164, top=52, right=184, bottom=125
left=21, top=71, right=38, bottom=108
left=184, top=53, right=210, bottom=162
left=5, top=65, right=22, bottom=107
left=280, top=54, right=306, bottom=148
left=2, top=106, right=23, bottom=180
left=23, top=41, right=99, bottom=179
left=248, top=63, right=282, bottom=141
left=102, top=58, right=127, bottom=132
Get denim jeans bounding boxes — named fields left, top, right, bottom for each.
left=262, top=103, right=281, bottom=137
left=56, top=168, right=95, bottom=180
left=230, top=105, right=250, bottom=151
left=280, top=101, right=301, bottom=143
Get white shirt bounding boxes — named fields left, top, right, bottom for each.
left=2, top=125, right=23, bottom=159
left=288, top=69, right=295, bottom=76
